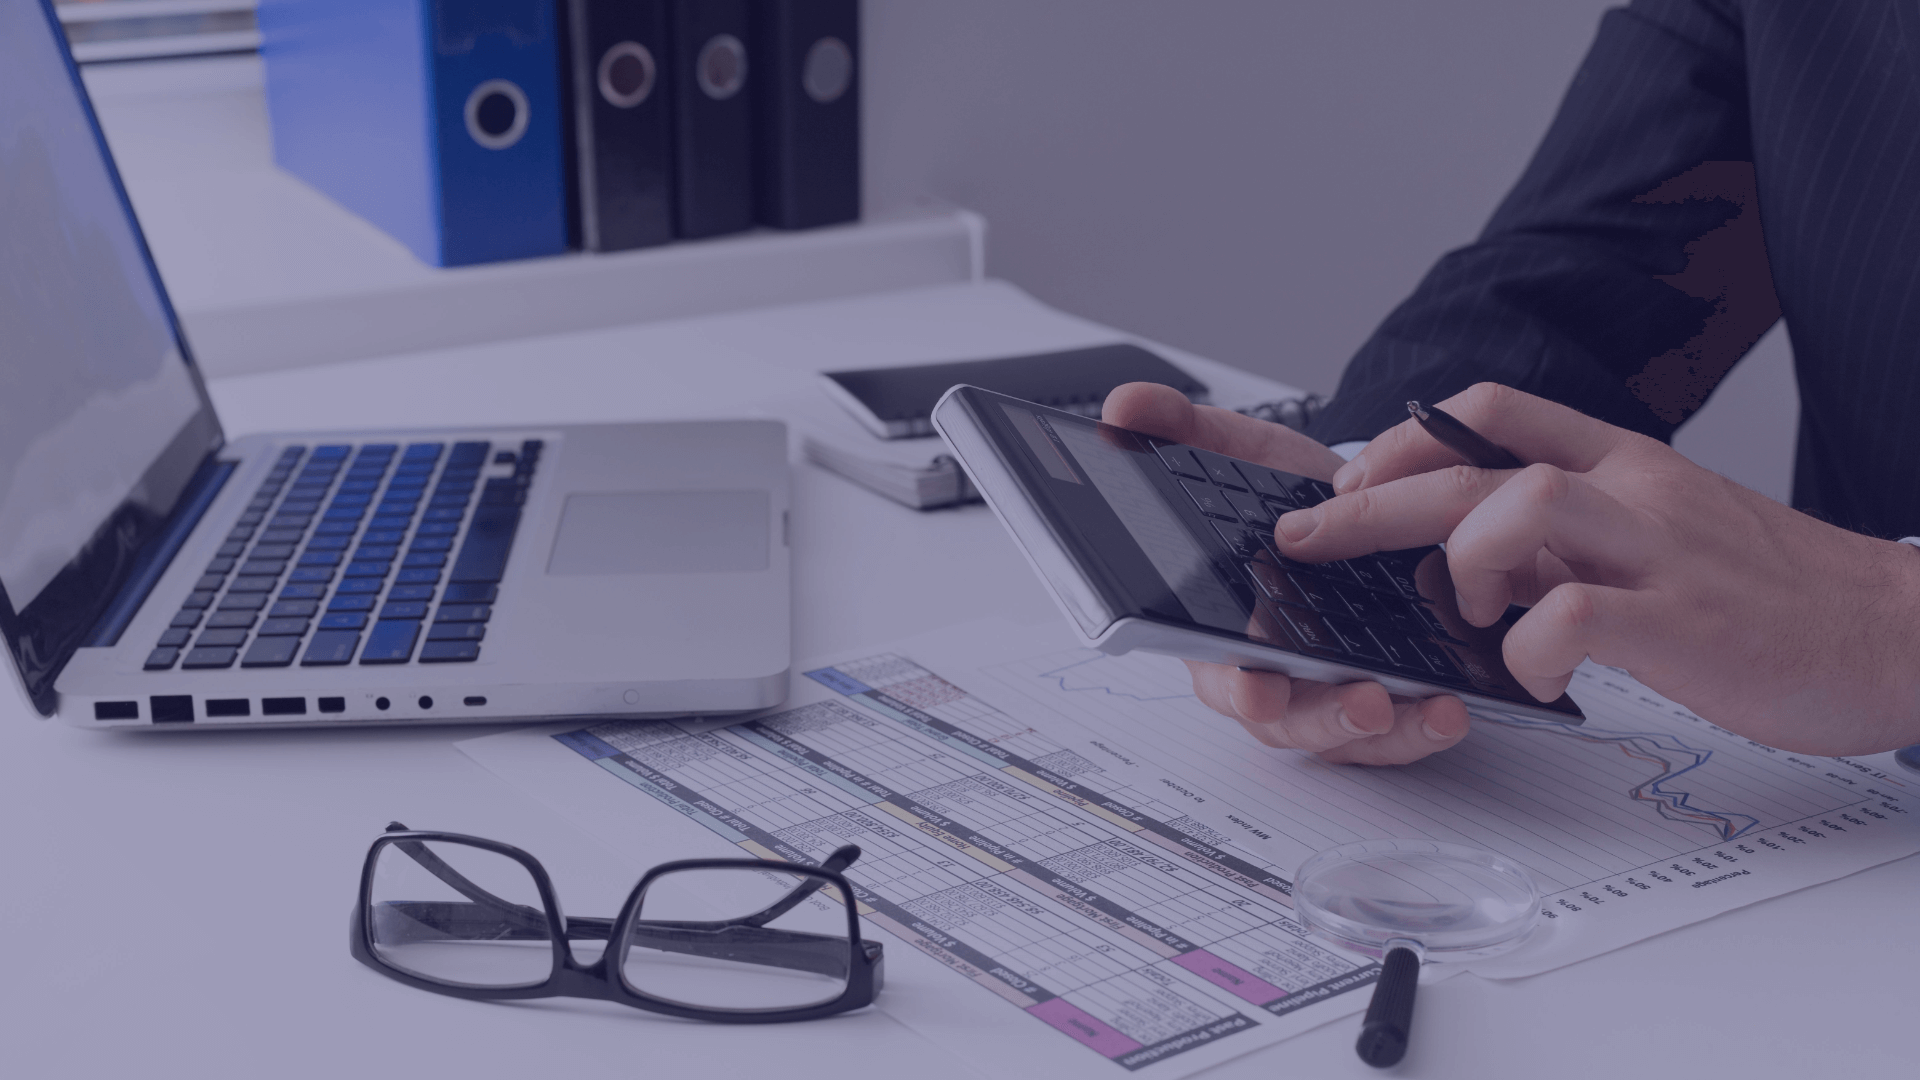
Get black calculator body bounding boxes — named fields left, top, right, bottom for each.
left=932, top=385, right=1584, bottom=723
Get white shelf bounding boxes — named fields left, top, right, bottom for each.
left=82, top=55, right=983, bottom=376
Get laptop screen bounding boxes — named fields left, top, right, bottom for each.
left=0, top=0, right=221, bottom=712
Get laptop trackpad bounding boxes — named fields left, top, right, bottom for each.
left=546, top=491, right=768, bottom=575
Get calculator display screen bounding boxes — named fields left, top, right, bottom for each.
left=1039, top=413, right=1249, bottom=632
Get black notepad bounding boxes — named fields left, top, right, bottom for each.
left=821, top=344, right=1210, bottom=439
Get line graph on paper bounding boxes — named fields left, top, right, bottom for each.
left=970, top=650, right=1873, bottom=895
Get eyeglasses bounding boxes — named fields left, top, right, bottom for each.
left=349, top=823, right=883, bottom=1022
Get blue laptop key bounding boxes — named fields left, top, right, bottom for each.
left=360, top=620, right=421, bottom=664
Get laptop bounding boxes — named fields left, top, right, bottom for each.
left=1, top=1, right=790, bottom=729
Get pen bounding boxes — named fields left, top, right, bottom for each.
left=1406, top=401, right=1525, bottom=470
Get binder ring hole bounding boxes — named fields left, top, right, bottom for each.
left=696, top=33, right=747, bottom=100
left=598, top=41, right=657, bottom=109
left=802, top=36, right=853, bottom=103
left=465, top=78, right=529, bottom=150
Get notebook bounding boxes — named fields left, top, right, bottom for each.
left=820, top=343, right=1210, bottom=439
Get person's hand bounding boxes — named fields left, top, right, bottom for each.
left=1101, top=382, right=1474, bottom=764
left=1279, top=382, right=1920, bottom=756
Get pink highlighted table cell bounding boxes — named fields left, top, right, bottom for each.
left=1027, top=997, right=1144, bottom=1058
left=1171, top=950, right=1287, bottom=1006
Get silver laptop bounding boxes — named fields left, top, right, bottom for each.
left=2, top=2, right=789, bottom=729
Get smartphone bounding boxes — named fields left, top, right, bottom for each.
left=931, top=385, right=1583, bottom=723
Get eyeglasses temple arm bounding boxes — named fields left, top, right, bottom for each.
left=383, top=821, right=549, bottom=934
left=735, top=844, right=863, bottom=928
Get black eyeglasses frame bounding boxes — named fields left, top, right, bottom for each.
left=349, top=825, right=883, bottom=1023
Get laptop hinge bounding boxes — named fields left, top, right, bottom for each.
left=84, top=456, right=235, bottom=648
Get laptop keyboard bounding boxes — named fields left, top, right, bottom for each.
left=142, top=439, right=540, bottom=672
left=1149, top=441, right=1480, bottom=690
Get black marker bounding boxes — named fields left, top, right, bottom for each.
left=1407, top=401, right=1524, bottom=470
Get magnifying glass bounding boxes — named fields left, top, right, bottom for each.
left=1295, top=839, right=1540, bottom=1068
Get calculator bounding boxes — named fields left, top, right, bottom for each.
left=932, top=385, right=1584, bottom=723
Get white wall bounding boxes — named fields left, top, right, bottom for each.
left=862, top=0, right=1801, bottom=502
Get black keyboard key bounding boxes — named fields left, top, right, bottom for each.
left=194, top=573, right=227, bottom=592
left=1288, top=573, right=1345, bottom=615
left=354, top=545, right=399, bottom=561
left=426, top=621, right=485, bottom=641
left=144, top=647, right=180, bottom=670
left=419, top=640, right=481, bottom=663
left=1407, top=637, right=1471, bottom=686
left=195, top=628, right=249, bottom=648
left=205, top=557, right=237, bottom=575
left=182, top=646, right=239, bottom=669
left=1405, top=600, right=1457, bottom=641
left=239, top=559, right=287, bottom=576
left=444, top=583, right=498, bottom=603
left=1324, top=616, right=1389, bottom=663
left=301, top=630, right=360, bottom=666
left=237, top=512, right=266, bottom=527
left=1237, top=467, right=1298, bottom=507
left=402, top=552, right=446, bottom=569
left=420, top=508, right=464, bottom=523
left=329, top=493, right=371, bottom=507
left=279, top=500, right=322, bottom=515
left=335, top=578, right=382, bottom=595
left=1334, top=558, right=1386, bottom=592
left=1374, top=553, right=1429, bottom=601
left=298, top=550, right=342, bottom=567
left=227, top=575, right=278, bottom=593
left=1189, top=449, right=1249, bottom=490
left=170, top=609, right=203, bottom=629
left=1370, top=629, right=1431, bottom=674
left=206, top=611, right=257, bottom=630
left=328, top=594, right=376, bottom=612
left=360, top=620, right=421, bottom=664
left=321, top=612, right=368, bottom=630
left=381, top=601, right=430, bottom=620
left=240, top=636, right=300, bottom=668
left=1245, top=560, right=1311, bottom=608
left=1305, top=480, right=1337, bottom=504
left=217, top=592, right=267, bottom=612
left=450, top=506, right=521, bottom=584
left=216, top=540, right=246, bottom=558
left=415, top=521, right=458, bottom=536
left=305, top=534, right=349, bottom=551
left=279, top=583, right=326, bottom=600
left=1181, top=480, right=1238, bottom=521
left=260, top=528, right=305, bottom=544
left=408, top=535, right=453, bottom=552
left=344, top=561, right=391, bottom=578
left=180, top=591, right=215, bottom=610
left=157, top=627, right=191, bottom=647
left=1328, top=581, right=1381, bottom=621
left=397, top=568, right=441, bottom=585
left=337, top=479, right=380, bottom=493
left=361, top=529, right=407, bottom=545
left=226, top=525, right=255, bottom=542
left=288, top=567, right=335, bottom=584
left=267, top=514, right=312, bottom=531
left=1223, top=489, right=1276, bottom=529
left=269, top=599, right=319, bottom=618
left=434, top=604, right=492, bottom=623
left=1210, top=521, right=1266, bottom=560
left=258, top=617, right=310, bottom=636
left=314, top=521, right=357, bottom=536
left=388, top=585, right=436, bottom=601
left=322, top=506, right=365, bottom=521
left=1273, top=605, right=1342, bottom=655
left=371, top=515, right=415, bottom=530
left=1155, top=444, right=1208, bottom=480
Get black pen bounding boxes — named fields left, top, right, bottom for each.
left=1407, top=401, right=1524, bottom=469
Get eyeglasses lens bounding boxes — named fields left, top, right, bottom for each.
left=368, top=839, right=553, bottom=988
left=623, top=867, right=854, bottom=1010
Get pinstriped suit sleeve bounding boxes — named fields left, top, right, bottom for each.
left=1305, top=0, right=1775, bottom=447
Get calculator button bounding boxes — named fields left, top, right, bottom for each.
left=1273, top=605, right=1342, bottom=655
left=1223, top=489, right=1277, bottom=529
left=1211, top=521, right=1267, bottom=560
left=1288, top=572, right=1345, bottom=615
left=1373, top=555, right=1424, bottom=599
left=1246, top=560, right=1310, bottom=608
left=1189, top=449, right=1250, bottom=490
left=1238, top=467, right=1297, bottom=507
left=1324, top=616, right=1389, bottom=663
left=1332, top=558, right=1386, bottom=592
left=1328, top=581, right=1381, bottom=621
left=1407, top=637, right=1472, bottom=685
left=1182, top=480, right=1240, bottom=521
left=1369, top=629, right=1431, bottom=674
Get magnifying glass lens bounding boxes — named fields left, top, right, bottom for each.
left=1295, top=840, right=1539, bottom=1068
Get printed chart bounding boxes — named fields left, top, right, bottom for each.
left=972, top=645, right=1920, bottom=974
left=551, top=655, right=1378, bottom=1075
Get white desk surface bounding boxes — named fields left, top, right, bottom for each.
left=3, top=281, right=1912, bottom=1079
